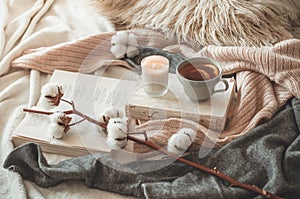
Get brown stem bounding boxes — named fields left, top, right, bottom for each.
left=68, top=118, right=86, bottom=127
left=23, top=108, right=73, bottom=115
left=72, top=108, right=106, bottom=128
left=23, top=108, right=54, bottom=115
left=61, top=98, right=73, bottom=105
left=23, top=104, right=283, bottom=199
left=127, top=135, right=284, bottom=199
left=128, top=132, right=148, bottom=141
left=23, top=104, right=106, bottom=129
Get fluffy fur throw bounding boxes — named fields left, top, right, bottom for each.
left=91, top=0, right=300, bottom=47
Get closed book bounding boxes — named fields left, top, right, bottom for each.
left=125, top=73, right=235, bottom=131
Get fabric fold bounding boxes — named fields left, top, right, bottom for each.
left=11, top=30, right=177, bottom=74
left=4, top=98, right=300, bottom=198
left=0, top=1, right=116, bottom=198
left=197, top=39, right=300, bottom=98
left=9, top=29, right=300, bottom=148
left=3, top=143, right=192, bottom=198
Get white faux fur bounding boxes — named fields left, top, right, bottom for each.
left=92, top=0, right=300, bottom=46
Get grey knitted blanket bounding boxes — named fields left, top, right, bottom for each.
left=3, top=98, right=300, bottom=199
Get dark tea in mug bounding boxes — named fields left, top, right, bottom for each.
left=178, top=62, right=219, bottom=81
left=176, top=57, right=229, bottom=101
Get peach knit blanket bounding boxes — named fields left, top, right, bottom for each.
left=11, top=29, right=300, bottom=150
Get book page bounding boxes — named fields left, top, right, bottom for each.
left=13, top=70, right=138, bottom=153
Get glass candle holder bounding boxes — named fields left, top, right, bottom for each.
left=141, top=55, right=169, bottom=97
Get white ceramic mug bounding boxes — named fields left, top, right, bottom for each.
left=176, top=57, right=229, bottom=101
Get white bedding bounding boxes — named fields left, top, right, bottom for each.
left=0, top=0, right=133, bottom=198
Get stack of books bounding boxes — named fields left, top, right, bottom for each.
left=12, top=70, right=235, bottom=156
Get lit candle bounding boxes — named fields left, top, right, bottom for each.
left=141, top=55, right=169, bottom=97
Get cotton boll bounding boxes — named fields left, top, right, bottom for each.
left=127, top=33, right=138, bottom=47
left=105, top=107, right=124, bottom=119
left=167, top=134, right=181, bottom=155
left=41, top=83, right=63, bottom=98
left=111, top=32, right=128, bottom=45
left=126, top=45, right=139, bottom=58
left=167, top=128, right=196, bottom=156
left=107, top=118, right=128, bottom=138
left=40, top=83, right=63, bottom=108
left=106, top=118, right=128, bottom=149
left=174, top=128, right=196, bottom=150
left=48, top=123, right=65, bottom=139
left=39, top=98, right=52, bottom=109
left=111, top=32, right=139, bottom=59
left=97, top=107, right=124, bottom=123
left=49, top=111, right=66, bottom=123
left=111, top=44, right=126, bottom=58
left=106, top=136, right=127, bottom=150
left=177, top=128, right=196, bottom=143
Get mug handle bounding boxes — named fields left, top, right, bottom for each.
left=213, top=79, right=229, bottom=94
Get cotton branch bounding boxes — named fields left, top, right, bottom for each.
left=23, top=100, right=106, bottom=129
left=23, top=100, right=284, bottom=199
left=128, top=135, right=283, bottom=199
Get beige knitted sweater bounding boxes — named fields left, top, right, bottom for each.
left=11, top=29, right=300, bottom=152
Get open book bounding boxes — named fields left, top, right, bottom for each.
left=12, top=70, right=235, bottom=157
left=12, top=70, right=138, bottom=157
